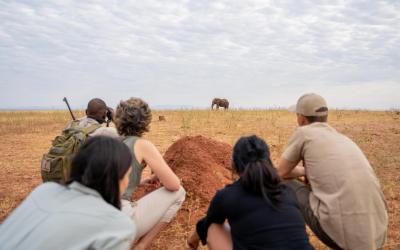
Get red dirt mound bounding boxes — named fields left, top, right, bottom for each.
left=125, top=135, right=236, bottom=247
left=131, top=135, right=233, bottom=213
left=163, top=135, right=233, bottom=211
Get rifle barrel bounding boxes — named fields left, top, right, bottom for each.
left=63, top=97, right=76, bottom=121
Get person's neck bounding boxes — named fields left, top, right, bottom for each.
left=87, top=115, right=104, bottom=124
left=300, top=121, right=328, bottom=127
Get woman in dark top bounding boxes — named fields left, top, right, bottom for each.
left=187, top=135, right=314, bottom=250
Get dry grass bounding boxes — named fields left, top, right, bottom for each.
left=0, top=109, right=399, bottom=249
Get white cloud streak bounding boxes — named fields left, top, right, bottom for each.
left=0, top=0, right=399, bottom=109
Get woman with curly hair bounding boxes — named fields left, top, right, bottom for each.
left=114, top=97, right=186, bottom=250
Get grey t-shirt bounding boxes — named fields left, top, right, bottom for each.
left=0, top=182, right=136, bottom=250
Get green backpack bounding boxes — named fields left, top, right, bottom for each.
left=41, top=121, right=101, bottom=184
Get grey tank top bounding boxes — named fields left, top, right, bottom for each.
left=122, top=136, right=146, bottom=200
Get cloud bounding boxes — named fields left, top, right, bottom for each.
left=0, top=0, right=399, bottom=109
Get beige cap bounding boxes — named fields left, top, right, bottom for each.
left=289, top=93, right=328, bottom=116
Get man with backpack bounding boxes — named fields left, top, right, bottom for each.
left=41, top=98, right=118, bottom=184
left=65, top=98, right=118, bottom=137
left=277, top=93, right=388, bottom=250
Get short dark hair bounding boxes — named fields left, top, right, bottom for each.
left=233, top=135, right=282, bottom=204
left=86, top=98, right=107, bottom=116
left=304, top=115, right=328, bottom=123
left=115, top=97, right=152, bottom=137
left=68, top=136, right=132, bottom=209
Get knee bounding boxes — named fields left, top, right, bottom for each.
left=163, top=185, right=186, bottom=205
left=207, top=223, right=230, bottom=236
left=175, top=186, right=186, bottom=204
left=178, top=185, right=186, bottom=196
left=160, top=186, right=186, bottom=223
left=207, top=223, right=232, bottom=250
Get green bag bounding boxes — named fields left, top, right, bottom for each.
left=41, top=121, right=101, bottom=184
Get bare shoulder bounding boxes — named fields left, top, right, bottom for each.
left=135, top=138, right=158, bottom=153
left=135, top=138, right=153, bottom=147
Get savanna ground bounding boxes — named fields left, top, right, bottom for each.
left=0, top=109, right=399, bottom=249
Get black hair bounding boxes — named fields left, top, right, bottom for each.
left=233, top=135, right=282, bottom=204
left=86, top=98, right=107, bottom=123
left=67, top=136, right=132, bottom=209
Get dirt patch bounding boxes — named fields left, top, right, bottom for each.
left=3, top=110, right=398, bottom=249
left=164, top=135, right=233, bottom=212
left=132, top=135, right=233, bottom=216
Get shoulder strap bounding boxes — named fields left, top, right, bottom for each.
left=80, top=124, right=102, bottom=135
left=121, top=135, right=145, bottom=200
left=122, top=136, right=144, bottom=167
left=122, top=136, right=139, bottom=151
left=69, top=120, right=81, bottom=129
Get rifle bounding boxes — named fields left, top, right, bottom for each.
left=62, top=97, right=76, bottom=121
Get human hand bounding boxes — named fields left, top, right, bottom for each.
left=187, top=232, right=200, bottom=250
left=106, top=107, right=114, bottom=122
left=139, top=176, right=159, bottom=187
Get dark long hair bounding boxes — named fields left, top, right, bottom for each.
left=67, top=136, right=132, bottom=209
left=233, top=135, right=282, bottom=204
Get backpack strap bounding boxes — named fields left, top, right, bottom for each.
left=122, top=136, right=137, bottom=151
left=69, top=120, right=81, bottom=129
left=80, top=124, right=102, bottom=135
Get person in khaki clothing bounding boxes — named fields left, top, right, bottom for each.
left=65, top=98, right=119, bottom=138
left=277, top=93, right=388, bottom=250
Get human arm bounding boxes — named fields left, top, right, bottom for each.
left=195, top=191, right=226, bottom=245
left=187, top=231, right=200, bottom=250
left=278, top=129, right=305, bottom=179
left=139, top=173, right=159, bottom=186
left=277, top=158, right=304, bottom=179
left=135, top=139, right=180, bottom=191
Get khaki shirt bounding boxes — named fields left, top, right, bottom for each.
left=67, top=116, right=119, bottom=138
left=283, top=122, right=387, bottom=250
left=0, top=182, right=136, bottom=250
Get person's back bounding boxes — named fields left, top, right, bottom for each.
left=114, top=97, right=186, bottom=250
left=3, top=136, right=137, bottom=250
left=211, top=182, right=312, bottom=249
left=71, top=116, right=119, bottom=138
left=279, top=93, right=388, bottom=250
left=190, top=135, right=313, bottom=250
left=286, top=122, right=387, bottom=249
left=66, top=98, right=118, bottom=138
left=0, top=182, right=135, bottom=250
left=41, top=98, right=118, bottom=184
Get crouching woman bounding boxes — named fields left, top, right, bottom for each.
left=114, top=97, right=186, bottom=250
left=187, top=135, right=314, bottom=250
left=0, top=136, right=136, bottom=250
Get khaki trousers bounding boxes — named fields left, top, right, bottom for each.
left=121, top=186, right=186, bottom=240
left=285, top=180, right=343, bottom=250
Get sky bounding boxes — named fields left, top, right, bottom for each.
left=0, top=0, right=399, bottom=110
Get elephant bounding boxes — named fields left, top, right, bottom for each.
left=211, top=98, right=229, bottom=110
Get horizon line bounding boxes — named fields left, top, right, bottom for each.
left=0, top=106, right=398, bottom=112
